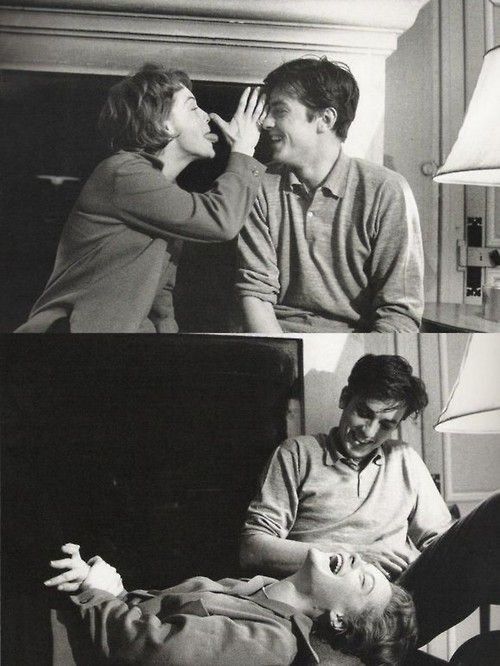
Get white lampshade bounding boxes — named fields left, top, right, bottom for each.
left=435, top=334, right=500, bottom=433
left=434, top=45, right=500, bottom=186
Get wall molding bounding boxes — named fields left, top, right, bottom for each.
left=0, top=1, right=431, bottom=31
left=0, top=1, right=430, bottom=78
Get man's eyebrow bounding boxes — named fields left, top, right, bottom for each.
left=270, top=100, right=289, bottom=109
left=355, top=400, right=374, bottom=417
left=357, top=400, right=401, bottom=420
left=183, top=94, right=197, bottom=105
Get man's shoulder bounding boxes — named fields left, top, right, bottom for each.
left=348, top=155, right=409, bottom=187
left=380, top=440, right=423, bottom=462
left=279, top=433, right=329, bottom=455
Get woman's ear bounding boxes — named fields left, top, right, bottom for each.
left=329, top=611, right=346, bottom=632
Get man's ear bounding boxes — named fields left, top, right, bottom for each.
left=317, top=107, right=337, bottom=133
left=339, top=387, right=349, bottom=409
left=329, top=611, right=346, bottom=632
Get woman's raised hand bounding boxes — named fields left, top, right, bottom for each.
left=44, top=543, right=124, bottom=596
left=44, top=543, right=91, bottom=592
left=209, top=87, right=267, bottom=157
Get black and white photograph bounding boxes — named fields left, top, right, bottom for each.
left=1, top=1, right=500, bottom=664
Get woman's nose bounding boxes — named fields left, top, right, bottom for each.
left=350, top=553, right=362, bottom=569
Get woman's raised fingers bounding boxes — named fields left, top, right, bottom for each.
left=61, top=543, right=81, bottom=556
left=49, top=557, right=76, bottom=570
left=253, top=94, right=267, bottom=122
left=44, top=568, right=82, bottom=587
left=244, top=86, right=261, bottom=114
left=235, top=86, right=251, bottom=114
left=55, top=581, right=81, bottom=592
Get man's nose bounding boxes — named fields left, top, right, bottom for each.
left=361, top=420, right=378, bottom=441
left=261, top=112, right=275, bottom=130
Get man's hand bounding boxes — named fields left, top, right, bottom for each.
left=44, top=543, right=90, bottom=592
left=357, top=544, right=416, bottom=579
left=210, top=87, right=267, bottom=157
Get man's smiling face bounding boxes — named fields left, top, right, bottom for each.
left=261, top=89, right=320, bottom=169
left=337, top=391, right=406, bottom=461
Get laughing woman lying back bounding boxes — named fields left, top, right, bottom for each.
left=45, top=544, right=417, bottom=666
left=16, top=64, right=266, bottom=333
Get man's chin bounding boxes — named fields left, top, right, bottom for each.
left=269, top=145, right=286, bottom=162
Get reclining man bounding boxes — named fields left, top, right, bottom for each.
left=236, top=58, right=424, bottom=333
left=239, top=354, right=500, bottom=648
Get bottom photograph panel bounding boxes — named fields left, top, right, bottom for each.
left=2, top=333, right=499, bottom=665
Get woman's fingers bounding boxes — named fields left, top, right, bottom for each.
left=61, top=543, right=81, bottom=556
left=54, top=581, right=81, bottom=593
left=235, top=86, right=252, bottom=114
left=49, top=557, right=77, bottom=570
left=253, top=95, right=267, bottom=123
left=209, top=113, right=229, bottom=134
left=87, top=555, right=104, bottom=566
left=44, top=567, right=82, bottom=587
left=44, top=544, right=91, bottom=590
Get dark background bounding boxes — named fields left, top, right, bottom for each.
left=1, top=334, right=303, bottom=663
left=0, top=70, right=272, bottom=332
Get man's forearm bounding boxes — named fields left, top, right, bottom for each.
left=239, top=532, right=358, bottom=577
left=241, top=296, right=283, bottom=334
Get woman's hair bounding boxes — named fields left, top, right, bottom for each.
left=263, top=56, right=359, bottom=141
left=343, top=354, right=429, bottom=420
left=98, top=62, right=192, bottom=153
left=314, top=583, right=418, bottom=666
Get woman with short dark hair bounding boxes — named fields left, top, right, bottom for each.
left=17, top=63, right=266, bottom=333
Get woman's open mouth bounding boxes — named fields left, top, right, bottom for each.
left=329, top=553, right=343, bottom=574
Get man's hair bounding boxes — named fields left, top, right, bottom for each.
left=98, top=63, right=192, bottom=153
left=343, top=354, right=428, bottom=420
left=314, top=583, right=418, bottom=666
left=263, top=57, right=359, bottom=140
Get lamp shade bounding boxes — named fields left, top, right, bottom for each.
left=435, top=334, right=500, bottom=433
left=434, top=45, right=500, bottom=186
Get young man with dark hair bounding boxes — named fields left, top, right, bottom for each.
left=239, top=354, right=450, bottom=580
left=236, top=57, right=424, bottom=333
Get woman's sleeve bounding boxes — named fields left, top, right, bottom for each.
left=113, top=152, right=265, bottom=243
left=71, top=588, right=297, bottom=665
